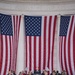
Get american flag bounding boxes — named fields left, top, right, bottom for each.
left=24, top=15, right=57, bottom=73
left=0, top=13, right=21, bottom=75
left=59, top=16, right=75, bottom=75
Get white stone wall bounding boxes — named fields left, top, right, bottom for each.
left=0, top=1, right=75, bottom=74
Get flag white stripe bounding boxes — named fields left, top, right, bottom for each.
left=45, top=16, right=49, bottom=69
left=31, top=36, right=34, bottom=72
left=11, top=36, right=13, bottom=70
left=59, top=37, right=62, bottom=71
left=6, top=36, right=10, bottom=74
left=27, top=36, right=30, bottom=72
left=36, top=37, right=39, bottom=68
left=1, top=35, right=6, bottom=75
left=17, top=16, right=19, bottom=38
left=49, top=16, right=54, bottom=73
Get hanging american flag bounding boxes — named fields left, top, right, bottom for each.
left=59, top=16, right=75, bottom=75
left=0, top=13, right=21, bottom=75
left=24, top=15, right=57, bottom=73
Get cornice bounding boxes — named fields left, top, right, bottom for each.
left=0, top=0, right=75, bottom=5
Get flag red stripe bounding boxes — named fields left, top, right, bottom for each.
left=16, top=16, right=18, bottom=42
left=43, top=16, right=47, bottom=69
left=0, top=35, right=1, bottom=73
left=13, top=16, right=16, bottom=36
left=3, top=36, right=6, bottom=75
left=14, top=16, right=16, bottom=71
left=73, top=26, right=75, bottom=70
left=7, top=36, right=9, bottom=74
left=9, top=36, right=11, bottom=71
left=15, top=16, right=18, bottom=69
left=4, top=36, right=8, bottom=75
left=52, top=16, right=57, bottom=70
left=37, top=37, right=39, bottom=70
left=26, top=36, right=27, bottom=68
left=29, top=36, right=31, bottom=71
left=39, top=36, right=41, bottom=70
left=18, top=16, right=21, bottom=38
left=34, top=36, right=36, bottom=70
left=61, top=37, right=63, bottom=70
left=62, top=38, right=65, bottom=70
left=48, top=16, right=52, bottom=68
left=0, top=35, right=3, bottom=74
left=15, top=16, right=18, bottom=71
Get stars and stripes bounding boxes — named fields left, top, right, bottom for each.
left=24, top=15, right=57, bottom=73
left=59, top=16, right=75, bottom=75
left=0, top=13, right=75, bottom=75
left=0, top=13, right=21, bottom=75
